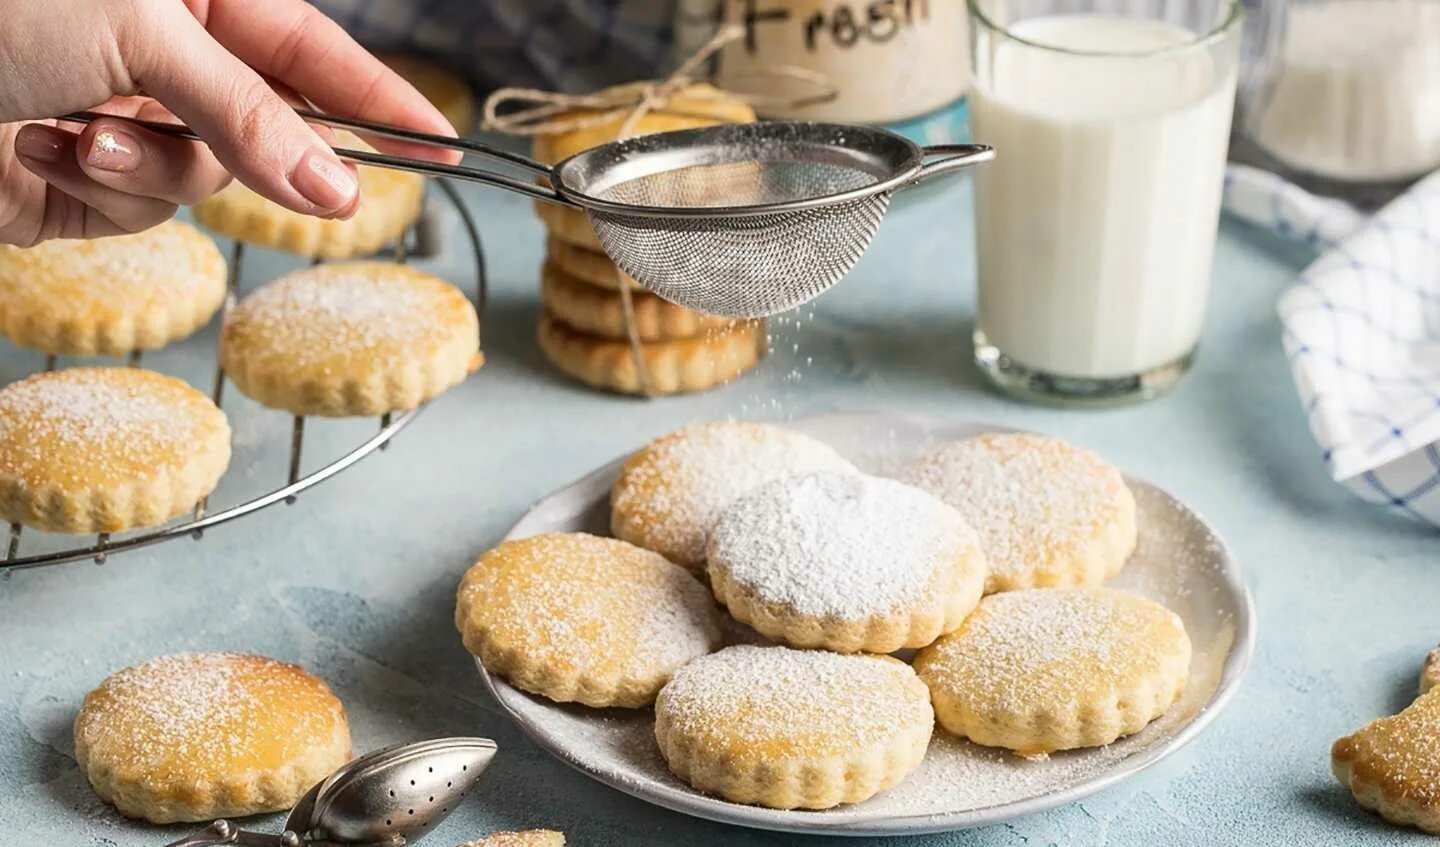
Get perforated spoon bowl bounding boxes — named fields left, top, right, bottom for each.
left=164, top=737, right=496, bottom=847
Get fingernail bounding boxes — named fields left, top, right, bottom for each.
left=291, top=150, right=357, bottom=212
left=14, top=125, right=65, bottom=164
left=85, top=129, right=140, bottom=173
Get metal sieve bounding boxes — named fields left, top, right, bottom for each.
left=63, top=110, right=992, bottom=318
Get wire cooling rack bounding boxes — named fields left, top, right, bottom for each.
left=0, top=179, right=486, bottom=573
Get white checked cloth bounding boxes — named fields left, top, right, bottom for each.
left=1224, top=164, right=1440, bottom=527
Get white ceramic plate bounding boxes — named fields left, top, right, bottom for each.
left=474, top=412, right=1256, bottom=836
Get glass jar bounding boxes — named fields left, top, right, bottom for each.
left=1236, top=0, right=1440, bottom=201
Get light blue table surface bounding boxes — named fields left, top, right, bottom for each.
left=2, top=170, right=1437, bottom=847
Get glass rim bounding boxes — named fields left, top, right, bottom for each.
left=965, top=0, right=1244, bottom=58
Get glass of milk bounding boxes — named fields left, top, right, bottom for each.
left=967, top=0, right=1242, bottom=405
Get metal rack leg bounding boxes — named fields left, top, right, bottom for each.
left=94, top=533, right=110, bottom=565
left=285, top=417, right=305, bottom=504
left=127, top=350, right=142, bottom=367
left=6, top=524, right=20, bottom=561
left=43, top=354, right=56, bottom=372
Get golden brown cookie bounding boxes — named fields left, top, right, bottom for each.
left=0, top=368, right=230, bottom=533
left=458, top=831, right=565, bottom=847
left=654, top=645, right=933, bottom=810
left=545, top=238, right=639, bottom=292
left=611, top=421, right=857, bottom=569
left=221, top=261, right=480, bottom=416
left=540, top=261, right=731, bottom=342
left=381, top=54, right=476, bottom=133
left=533, top=201, right=603, bottom=251
left=903, top=432, right=1138, bottom=593
left=537, top=311, right=763, bottom=396
left=456, top=533, right=723, bottom=708
left=707, top=470, right=988, bottom=653
left=74, top=652, right=351, bottom=824
left=0, top=220, right=226, bottom=356
left=530, top=82, right=756, bottom=165
left=1333, top=687, right=1440, bottom=834
left=193, top=133, right=424, bottom=259
left=914, top=588, right=1191, bottom=758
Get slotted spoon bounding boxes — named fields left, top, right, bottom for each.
left=62, top=109, right=992, bottom=318
left=163, top=737, right=496, bottom=846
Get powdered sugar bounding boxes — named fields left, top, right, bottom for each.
left=230, top=264, right=466, bottom=367
left=708, top=471, right=977, bottom=619
left=611, top=421, right=857, bottom=565
left=0, top=220, right=217, bottom=294
left=903, top=433, right=1131, bottom=586
left=657, top=645, right=930, bottom=753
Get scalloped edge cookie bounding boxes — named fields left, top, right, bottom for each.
left=534, top=200, right=603, bottom=251
left=1333, top=687, right=1440, bottom=834
left=537, top=310, right=763, bottom=396
left=540, top=260, right=732, bottom=342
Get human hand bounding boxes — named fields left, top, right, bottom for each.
left=0, top=0, right=459, bottom=246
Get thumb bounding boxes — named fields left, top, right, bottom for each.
left=121, top=3, right=358, bottom=217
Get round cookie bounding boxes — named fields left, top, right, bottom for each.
left=194, top=132, right=423, bottom=259
left=534, top=201, right=603, bottom=251
left=455, top=533, right=723, bottom=708
left=903, top=432, right=1137, bottom=593
left=654, top=645, right=933, bottom=810
left=0, top=220, right=226, bottom=356
left=74, top=652, right=351, bottom=824
left=1333, top=687, right=1440, bottom=834
left=381, top=54, right=476, bottom=133
left=541, top=261, right=732, bottom=342
left=530, top=82, right=756, bottom=165
left=610, top=421, right=857, bottom=569
left=707, top=471, right=988, bottom=654
left=0, top=367, right=230, bottom=533
left=461, top=832, right=566, bottom=847
left=221, top=261, right=481, bottom=416
left=537, top=311, right=763, bottom=397
left=913, top=588, right=1191, bottom=757
left=1422, top=646, right=1439, bottom=695
left=545, top=238, right=640, bottom=292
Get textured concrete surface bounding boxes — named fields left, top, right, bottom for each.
left=1, top=173, right=1437, bottom=847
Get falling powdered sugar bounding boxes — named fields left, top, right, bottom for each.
left=708, top=471, right=977, bottom=619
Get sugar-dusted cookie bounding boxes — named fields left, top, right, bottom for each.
left=0, top=220, right=226, bottom=356
left=545, top=238, right=640, bottom=292
left=541, top=261, right=732, bottom=342
left=534, top=201, right=603, bottom=251
left=530, top=82, right=755, bottom=165
left=903, top=432, right=1137, bottom=593
left=194, top=133, right=423, bottom=259
left=0, top=368, right=230, bottom=533
left=459, top=831, right=565, bottom=847
left=1422, top=647, right=1440, bottom=696
left=611, top=421, right=856, bottom=570
left=456, top=533, right=722, bottom=708
left=1333, top=687, right=1440, bottom=834
left=707, top=471, right=987, bottom=653
left=74, top=652, right=351, bottom=824
left=914, top=588, right=1191, bottom=757
left=221, top=261, right=480, bottom=416
left=381, top=54, right=476, bottom=134
left=537, top=311, right=763, bottom=397
left=654, top=645, right=933, bottom=810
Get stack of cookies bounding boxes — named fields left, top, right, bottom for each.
left=529, top=84, right=768, bottom=396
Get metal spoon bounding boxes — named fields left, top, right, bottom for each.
left=164, top=737, right=497, bottom=846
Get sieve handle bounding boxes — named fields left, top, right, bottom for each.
left=912, top=144, right=996, bottom=185
left=58, top=110, right=577, bottom=208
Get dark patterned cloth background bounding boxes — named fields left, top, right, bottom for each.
left=314, top=0, right=680, bottom=93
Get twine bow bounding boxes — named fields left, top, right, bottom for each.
left=482, top=25, right=834, bottom=141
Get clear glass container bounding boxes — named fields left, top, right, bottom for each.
left=1236, top=0, right=1440, bottom=203
left=967, top=0, right=1243, bottom=406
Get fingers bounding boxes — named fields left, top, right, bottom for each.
left=13, top=124, right=177, bottom=239
left=122, top=2, right=359, bottom=218
left=73, top=112, right=232, bottom=207
left=199, top=0, right=461, bottom=163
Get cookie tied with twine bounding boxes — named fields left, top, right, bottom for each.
left=484, top=26, right=832, bottom=397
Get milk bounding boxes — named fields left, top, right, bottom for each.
left=970, top=15, right=1237, bottom=380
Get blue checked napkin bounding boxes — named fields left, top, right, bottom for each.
left=1224, top=164, right=1440, bottom=528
